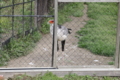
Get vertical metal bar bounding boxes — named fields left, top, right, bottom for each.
left=52, top=0, right=58, bottom=68
left=115, top=2, right=120, bottom=68
left=0, top=6, right=2, bottom=50
left=119, top=36, right=120, bottom=68
left=23, top=0, right=25, bottom=35
left=12, top=0, right=14, bottom=37
left=30, top=0, right=33, bottom=30
left=118, top=2, right=120, bottom=68
left=34, top=0, right=38, bottom=29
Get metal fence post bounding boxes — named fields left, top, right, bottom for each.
left=22, top=0, right=25, bottom=35
left=115, top=2, right=120, bottom=68
left=34, top=0, right=38, bottom=29
left=52, top=0, right=58, bottom=68
left=30, top=0, right=33, bottom=30
left=12, top=0, right=14, bottom=38
left=0, top=4, right=1, bottom=51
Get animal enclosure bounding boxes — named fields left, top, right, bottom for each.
left=0, top=0, right=120, bottom=71
left=56, top=2, right=117, bottom=68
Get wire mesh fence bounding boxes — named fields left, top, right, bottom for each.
left=0, top=1, right=118, bottom=68
left=0, top=0, right=54, bottom=67
left=56, top=2, right=117, bottom=67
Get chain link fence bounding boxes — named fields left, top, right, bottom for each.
left=57, top=2, right=117, bottom=67
left=0, top=0, right=54, bottom=67
left=0, top=1, right=118, bottom=68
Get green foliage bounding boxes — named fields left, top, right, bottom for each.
left=33, top=72, right=63, bottom=80
left=64, top=73, right=99, bottom=80
left=0, top=0, right=38, bottom=66
left=77, top=3, right=118, bottom=56
left=9, top=72, right=120, bottom=80
left=0, top=26, right=2, bottom=33
left=64, top=73, right=80, bottom=80
left=108, top=61, right=114, bottom=65
left=9, top=74, right=32, bottom=80
left=0, top=0, right=35, bottom=34
left=58, top=3, right=84, bottom=24
left=0, top=31, right=41, bottom=66
left=40, top=18, right=53, bottom=34
left=87, top=3, right=118, bottom=19
left=0, top=17, right=11, bottom=33
left=0, top=50, right=10, bottom=66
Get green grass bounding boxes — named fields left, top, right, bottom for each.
left=58, top=3, right=84, bottom=24
left=77, top=3, right=118, bottom=56
left=108, top=61, right=114, bottom=65
left=0, top=0, right=40, bottom=66
left=9, top=72, right=120, bottom=80
left=0, top=17, right=11, bottom=33
left=0, top=1, right=84, bottom=66
left=0, top=31, right=41, bottom=66
left=0, top=0, right=35, bottom=34
left=40, top=3, right=84, bottom=34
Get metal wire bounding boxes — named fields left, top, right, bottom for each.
left=0, top=15, right=54, bottom=17
left=0, top=0, right=35, bottom=9
left=0, top=0, right=54, bottom=68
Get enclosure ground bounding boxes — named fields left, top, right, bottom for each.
left=1, top=4, right=113, bottom=68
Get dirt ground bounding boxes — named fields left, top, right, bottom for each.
left=2, top=5, right=113, bottom=68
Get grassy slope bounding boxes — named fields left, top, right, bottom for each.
left=77, top=3, right=118, bottom=56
